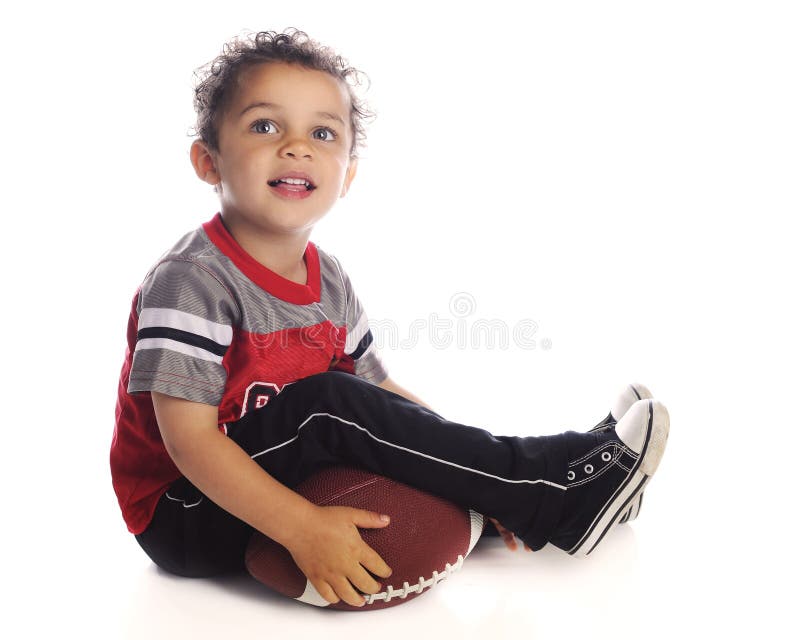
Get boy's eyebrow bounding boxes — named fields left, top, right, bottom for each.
left=316, top=111, right=346, bottom=126
left=240, top=102, right=346, bottom=126
left=239, top=101, right=279, bottom=116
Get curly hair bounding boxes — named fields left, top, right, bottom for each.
left=193, top=29, right=372, bottom=157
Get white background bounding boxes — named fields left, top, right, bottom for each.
left=2, top=1, right=797, bottom=637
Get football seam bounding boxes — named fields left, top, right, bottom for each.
left=312, top=477, right=382, bottom=506
left=361, top=554, right=465, bottom=605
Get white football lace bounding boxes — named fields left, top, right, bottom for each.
left=362, top=554, right=465, bottom=604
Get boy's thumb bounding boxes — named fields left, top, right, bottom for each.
left=351, top=508, right=391, bottom=528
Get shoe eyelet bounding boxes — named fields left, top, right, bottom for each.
left=584, top=464, right=594, bottom=474
left=567, top=470, right=576, bottom=481
left=601, top=452, right=612, bottom=462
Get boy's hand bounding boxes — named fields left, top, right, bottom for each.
left=490, top=517, right=532, bottom=552
left=285, top=505, right=393, bottom=607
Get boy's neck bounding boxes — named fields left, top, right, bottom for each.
left=220, top=215, right=311, bottom=285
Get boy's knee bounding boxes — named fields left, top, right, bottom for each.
left=297, top=370, right=362, bottom=392
left=276, top=372, right=376, bottom=414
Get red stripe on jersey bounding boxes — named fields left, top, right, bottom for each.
left=202, top=213, right=321, bottom=305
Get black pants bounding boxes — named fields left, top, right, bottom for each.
left=136, top=371, right=577, bottom=577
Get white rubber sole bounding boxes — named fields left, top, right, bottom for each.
left=618, top=492, right=643, bottom=524
left=569, top=399, right=669, bottom=556
left=590, top=382, right=654, bottom=524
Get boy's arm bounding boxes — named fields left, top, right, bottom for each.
left=376, top=375, right=432, bottom=410
left=151, top=391, right=393, bottom=607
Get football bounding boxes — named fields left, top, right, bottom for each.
left=245, top=465, right=485, bottom=611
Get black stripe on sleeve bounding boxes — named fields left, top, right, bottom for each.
left=349, top=329, right=374, bottom=360
left=137, top=326, right=229, bottom=357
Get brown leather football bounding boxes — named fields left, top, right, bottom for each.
left=245, top=465, right=485, bottom=611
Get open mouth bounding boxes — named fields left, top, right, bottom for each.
left=267, top=177, right=316, bottom=191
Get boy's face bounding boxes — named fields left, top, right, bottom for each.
left=193, top=62, right=357, bottom=238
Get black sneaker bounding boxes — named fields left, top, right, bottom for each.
left=550, top=399, right=669, bottom=556
left=589, top=382, right=653, bottom=523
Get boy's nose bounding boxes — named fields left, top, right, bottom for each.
left=279, top=136, right=313, bottom=160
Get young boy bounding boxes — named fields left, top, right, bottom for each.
left=111, top=30, right=669, bottom=609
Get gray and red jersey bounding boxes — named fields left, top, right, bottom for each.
left=111, top=213, right=387, bottom=534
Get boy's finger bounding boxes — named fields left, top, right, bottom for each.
left=492, top=518, right=513, bottom=537
left=492, top=517, right=524, bottom=551
left=332, top=576, right=366, bottom=608
left=350, top=508, right=391, bottom=529
left=349, top=565, right=383, bottom=596
left=313, top=580, right=340, bottom=606
left=360, top=543, right=392, bottom=578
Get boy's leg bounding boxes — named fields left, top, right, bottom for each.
left=227, top=371, right=566, bottom=550
left=483, top=380, right=654, bottom=544
left=135, top=476, right=253, bottom=577
left=226, top=371, right=668, bottom=553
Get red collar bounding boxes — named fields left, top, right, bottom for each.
left=202, top=213, right=321, bottom=305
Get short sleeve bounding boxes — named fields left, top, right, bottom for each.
left=127, top=259, right=240, bottom=405
left=331, top=256, right=388, bottom=384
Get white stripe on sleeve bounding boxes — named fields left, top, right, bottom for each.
left=138, top=307, right=233, bottom=346
left=344, top=311, right=370, bottom=354
left=134, top=338, right=224, bottom=365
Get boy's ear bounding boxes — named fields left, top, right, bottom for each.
left=190, top=140, right=221, bottom=186
left=339, top=159, right=358, bottom=197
